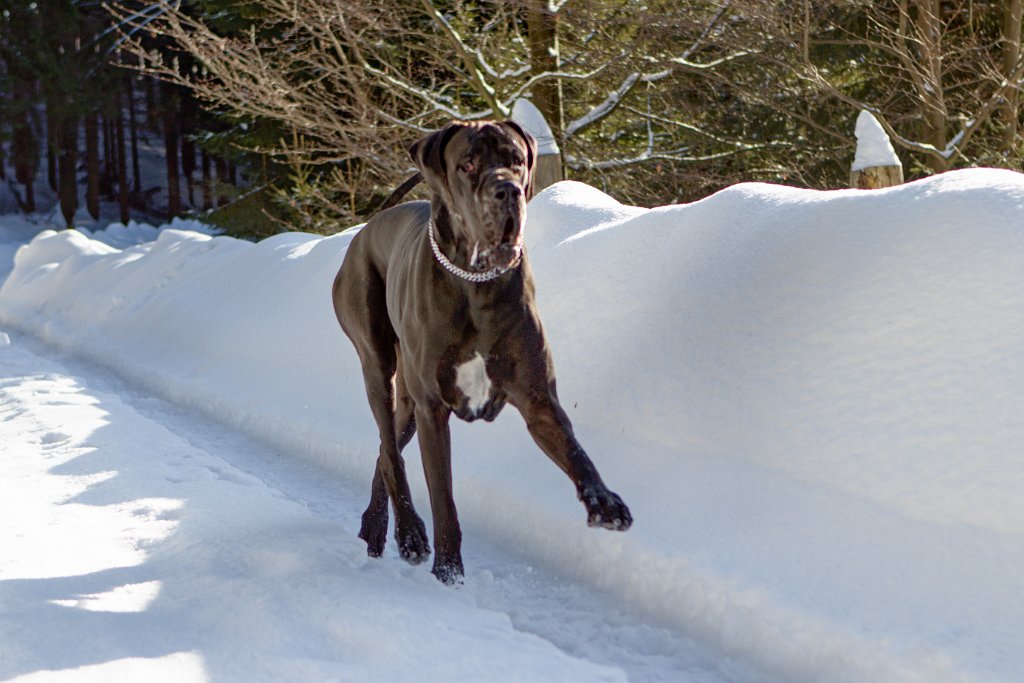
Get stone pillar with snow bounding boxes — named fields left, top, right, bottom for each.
left=850, top=110, right=904, bottom=189
left=511, top=99, right=563, bottom=194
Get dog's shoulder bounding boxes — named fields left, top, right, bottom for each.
left=347, top=200, right=430, bottom=279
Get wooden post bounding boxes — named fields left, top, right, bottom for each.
left=511, top=98, right=563, bottom=195
left=850, top=110, right=904, bottom=189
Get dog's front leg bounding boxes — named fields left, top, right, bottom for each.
left=513, top=389, right=632, bottom=530
left=415, top=400, right=465, bottom=584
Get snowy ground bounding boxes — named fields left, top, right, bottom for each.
left=2, top=168, right=1023, bottom=682
left=1, top=331, right=728, bottom=683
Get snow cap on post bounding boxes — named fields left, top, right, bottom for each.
left=511, top=98, right=564, bottom=194
left=511, top=99, right=560, bottom=155
left=851, top=110, right=904, bottom=189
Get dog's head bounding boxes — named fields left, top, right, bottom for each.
left=410, top=120, right=538, bottom=273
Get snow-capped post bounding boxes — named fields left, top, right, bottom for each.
left=850, top=110, right=904, bottom=189
left=511, top=98, right=563, bottom=193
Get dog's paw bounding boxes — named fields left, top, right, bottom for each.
left=358, top=507, right=388, bottom=558
left=432, top=557, right=465, bottom=585
left=395, top=516, right=431, bottom=564
left=580, top=485, right=633, bottom=531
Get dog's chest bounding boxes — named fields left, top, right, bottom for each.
left=448, top=352, right=503, bottom=422
left=455, top=353, right=491, bottom=410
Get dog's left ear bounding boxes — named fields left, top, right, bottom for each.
left=409, top=122, right=466, bottom=192
left=499, top=120, right=539, bottom=200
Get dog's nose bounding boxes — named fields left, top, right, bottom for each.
left=493, top=182, right=521, bottom=202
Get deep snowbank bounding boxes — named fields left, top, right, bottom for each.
left=2, top=169, right=1023, bottom=682
left=0, top=214, right=214, bottom=284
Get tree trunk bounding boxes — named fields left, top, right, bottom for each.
left=46, top=107, right=58, bottom=192
left=101, top=114, right=115, bottom=197
left=201, top=149, right=212, bottom=210
left=181, top=138, right=195, bottom=206
left=116, top=95, right=130, bottom=225
left=179, top=94, right=197, bottom=206
left=1000, top=0, right=1023, bottom=159
left=162, top=83, right=182, bottom=217
left=85, top=110, right=101, bottom=220
left=214, top=156, right=228, bottom=207
left=12, top=112, right=37, bottom=213
left=526, top=0, right=564, bottom=141
left=914, top=0, right=949, bottom=172
left=145, top=76, right=159, bottom=130
left=127, top=76, right=142, bottom=193
left=58, top=115, right=79, bottom=226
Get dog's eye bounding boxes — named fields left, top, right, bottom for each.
left=512, top=154, right=525, bottom=167
left=460, top=161, right=476, bottom=174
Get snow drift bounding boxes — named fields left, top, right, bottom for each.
left=2, top=169, right=1023, bottom=682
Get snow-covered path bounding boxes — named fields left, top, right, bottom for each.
left=0, top=332, right=740, bottom=683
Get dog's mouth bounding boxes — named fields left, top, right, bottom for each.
left=469, top=218, right=524, bottom=272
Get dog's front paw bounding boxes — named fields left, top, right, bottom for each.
left=580, top=485, right=632, bottom=531
left=432, top=556, right=465, bottom=585
left=395, top=516, right=431, bottom=564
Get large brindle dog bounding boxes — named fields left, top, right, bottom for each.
left=333, top=120, right=631, bottom=583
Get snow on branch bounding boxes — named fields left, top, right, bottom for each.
left=503, top=64, right=610, bottom=107
left=565, top=144, right=778, bottom=170
left=564, top=4, right=749, bottom=139
left=359, top=62, right=494, bottom=121
left=418, top=0, right=507, bottom=117
left=564, top=72, right=640, bottom=137
left=668, top=52, right=754, bottom=71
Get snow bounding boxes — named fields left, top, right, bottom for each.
left=0, top=203, right=216, bottom=285
left=0, top=336, right=638, bottom=683
left=852, top=110, right=901, bottom=170
left=512, top=98, right=561, bottom=155
left=2, top=167, right=1024, bottom=681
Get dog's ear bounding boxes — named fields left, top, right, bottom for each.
left=409, top=122, right=466, bottom=191
left=499, top=120, right=539, bottom=200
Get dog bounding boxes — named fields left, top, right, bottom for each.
left=333, top=120, right=631, bottom=583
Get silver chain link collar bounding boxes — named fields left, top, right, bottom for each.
left=428, top=219, right=523, bottom=284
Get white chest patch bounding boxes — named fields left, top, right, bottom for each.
left=455, top=353, right=492, bottom=415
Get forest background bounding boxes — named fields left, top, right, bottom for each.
left=1, top=0, right=1022, bottom=237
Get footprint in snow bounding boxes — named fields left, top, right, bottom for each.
left=40, top=431, right=71, bottom=446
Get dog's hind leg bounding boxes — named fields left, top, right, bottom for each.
left=394, top=349, right=417, bottom=451
left=359, top=465, right=389, bottom=557
left=357, top=350, right=430, bottom=564
left=341, top=261, right=429, bottom=564
left=359, top=349, right=417, bottom=558
left=389, top=352, right=430, bottom=562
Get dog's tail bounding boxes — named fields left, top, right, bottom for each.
left=374, top=172, right=423, bottom=215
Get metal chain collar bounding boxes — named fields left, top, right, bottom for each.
left=428, top=219, right=523, bottom=284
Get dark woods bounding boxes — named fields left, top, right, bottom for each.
left=0, top=0, right=240, bottom=227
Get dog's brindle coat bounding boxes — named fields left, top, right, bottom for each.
left=333, top=120, right=631, bottom=583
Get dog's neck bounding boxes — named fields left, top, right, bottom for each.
left=429, top=204, right=523, bottom=284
